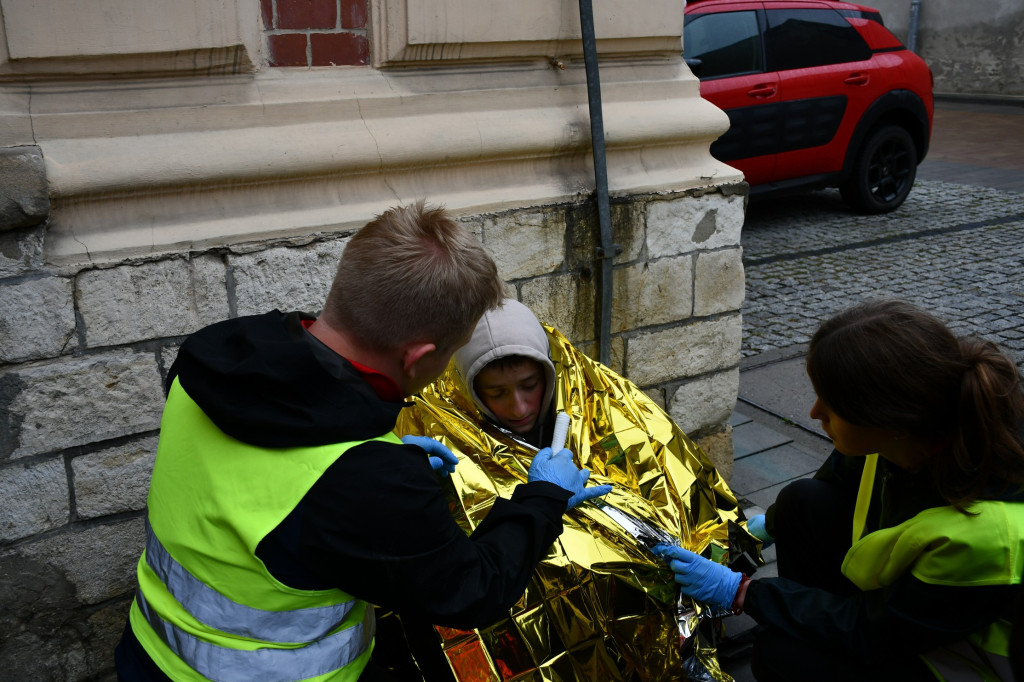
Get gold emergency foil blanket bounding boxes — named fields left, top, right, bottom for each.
left=394, top=326, right=755, bottom=681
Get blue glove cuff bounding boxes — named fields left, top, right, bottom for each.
left=747, top=514, right=774, bottom=548
left=717, top=567, right=744, bottom=611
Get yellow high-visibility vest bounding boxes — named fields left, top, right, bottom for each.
left=129, top=379, right=399, bottom=681
left=845, top=454, right=1023, bottom=681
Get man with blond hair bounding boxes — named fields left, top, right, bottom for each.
left=115, top=201, right=609, bottom=681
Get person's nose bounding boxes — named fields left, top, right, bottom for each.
left=809, top=397, right=824, bottom=422
left=510, top=391, right=529, bottom=418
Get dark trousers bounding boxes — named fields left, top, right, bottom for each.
left=749, top=478, right=933, bottom=682
left=770, top=476, right=859, bottom=594
left=751, top=627, right=934, bottom=682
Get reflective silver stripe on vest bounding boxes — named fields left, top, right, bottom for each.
left=923, top=638, right=1014, bottom=682
left=145, top=523, right=355, bottom=643
left=136, top=586, right=374, bottom=682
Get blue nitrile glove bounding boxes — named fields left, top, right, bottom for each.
left=652, top=545, right=743, bottom=611
left=527, top=447, right=613, bottom=509
left=401, top=435, right=459, bottom=477
left=747, top=514, right=774, bottom=549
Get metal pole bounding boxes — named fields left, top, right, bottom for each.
left=577, top=0, right=619, bottom=366
left=907, top=0, right=921, bottom=53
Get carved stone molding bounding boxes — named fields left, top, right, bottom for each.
left=370, top=0, right=683, bottom=67
left=0, top=0, right=260, bottom=80
left=28, top=63, right=733, bottom=266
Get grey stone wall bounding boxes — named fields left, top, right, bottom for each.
left=0, top=185, right=746, bottom=680
left=0, top=146, right=49, bottom=232
left=870, top=0, right=1024, bottom=98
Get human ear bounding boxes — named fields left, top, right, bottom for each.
left=402, top=342, right=437, bottom=377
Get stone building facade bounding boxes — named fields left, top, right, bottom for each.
left=0, top=0, right=744, bottom=678
left=870, top=0, right=1024, bottom=99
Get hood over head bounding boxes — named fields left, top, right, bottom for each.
left=452, top=299, right=556, bottom=429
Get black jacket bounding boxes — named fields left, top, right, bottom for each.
left=747, top=449, right=1021, bottom=665
left=116, top=311, right=570, bottom=680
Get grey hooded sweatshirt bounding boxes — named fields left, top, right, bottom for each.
left=452, top=299, right=557, bottom=447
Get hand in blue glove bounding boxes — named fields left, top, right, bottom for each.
left=527, top=447, right=613, bottom=509
left=746, top=514, right=774, bottom=549
left=652, top=545, right=742, bottom=611
left=401, top=435, right=459, bottom=477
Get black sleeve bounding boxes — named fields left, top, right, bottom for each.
left=296, top=440, right=570, bottom=629
left=744, top=574, right=1014, bottom=665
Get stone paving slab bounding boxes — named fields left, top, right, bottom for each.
left=740, top=480, right=790, bottom=514
left=729, top=443, right=823, bottom=498
left=738, top=357, right=823, bottom=437
left=732, top=420, right=792, bottom=459
left=728, top=410, right=753, bottom=428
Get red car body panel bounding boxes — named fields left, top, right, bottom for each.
left=699, top=71, right=782, bottom=184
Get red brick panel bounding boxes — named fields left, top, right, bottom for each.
left=261, top=0, right=274, bottom=29
left=341, top=0, right=367, bottom=29
left=268, top=33, right=309, bottom=66
left=277, top=0, right=337, bottom=30
left=310, top=32, right=369, bottom=66
left=264, top=0, right=369, bottom=67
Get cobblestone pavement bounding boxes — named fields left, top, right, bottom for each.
left=740, top=179, right=1024, bottom=369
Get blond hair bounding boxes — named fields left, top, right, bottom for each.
left=322, top=201, right=506, bottom=351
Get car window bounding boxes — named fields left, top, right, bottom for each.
left=764, top=8, right=872, bottom=72
left=683, top=11, right=763, bottom=80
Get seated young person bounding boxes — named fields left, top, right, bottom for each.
left=655, top=300, right=1024, bottom=682
left=391, top=299, right=757, bottom=681
left=453, top=296, right=558, bottom=448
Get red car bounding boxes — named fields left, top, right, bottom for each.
left=684, top=0, right=933, bottom=213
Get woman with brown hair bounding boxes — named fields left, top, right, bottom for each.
left=655, top=299, right=1024, bottom=680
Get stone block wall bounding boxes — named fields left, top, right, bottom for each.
left=869, top=0, right=1024, bottom=98
left=0, top=184, right=744, bottom=680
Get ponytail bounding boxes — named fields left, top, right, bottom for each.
left=939, top=338, right=1024, bottom=509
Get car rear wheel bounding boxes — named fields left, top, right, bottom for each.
left=840, top=124, right=918, bottom=214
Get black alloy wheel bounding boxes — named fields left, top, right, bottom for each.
left=840, top=124, right=918, bottom=214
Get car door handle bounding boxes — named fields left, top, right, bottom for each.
left=747, top=83, right=777, bottom=98
left=844, top=73, right=869, bottom=85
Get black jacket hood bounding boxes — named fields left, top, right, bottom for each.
left=168, top=310, right=405, bottom=448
